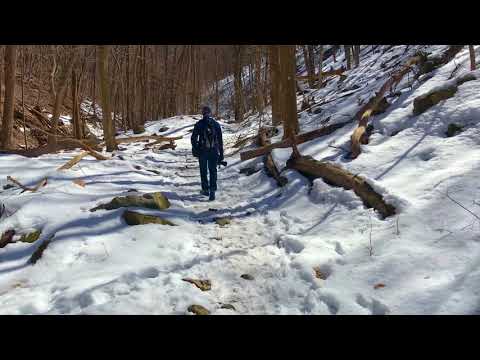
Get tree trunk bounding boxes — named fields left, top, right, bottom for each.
left=353, top=45, right=361, bottom=68
left=21, top=47, right=28, bottom=150
left=97, top=45, right=118, bottom=152
left=71, top=69, right=83, bottom=139
left=344, top=45, right=352, bottom=70
left=317, top=45, right=325, bottom=89
left=279, top=45, right=299, bottom=141
left=48, top=46, right=77, bottom=149
left=269, top=45, right=282, bottom=126
left=304, top=45, right=315, bottom=88
left=469, top=45, right=476, bottom=71
left=1, top=45, right=17, bottom=150
left=233, top=45, right=244, bottom=122
left=254, top=46, right=264, bottom=114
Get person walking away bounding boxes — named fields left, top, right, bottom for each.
left=191, top=106, right=224, bottom=201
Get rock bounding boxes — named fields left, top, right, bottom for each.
left=240, top=274, right=254, bottom=281
left=157, top=126, right=169, bottom=133
left=215, top=217, right=232, bottom=227
left=19, top=229, right=42, bottom=243
left=220, top=303, right=236, bottom=311
left=182, top=278, right=212, bottom=291
left=372, top=97, right=390, bottom=115
left=188, top=305, right=210, bottom=315
left=0, top=229, right=15, bottom=248
left=91, top=192, right=170, bottom=212
left=413, top=84, right=458, bottom=116
left=3, top=184, right=15, bottom=190
left=123, top=210, right=176, bottom=226
left=446, top=123, right=463, bottom=137
left=29, top=236, right=54, bottom=265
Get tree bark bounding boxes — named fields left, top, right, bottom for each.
left=48, top=46, right=77, bottom=149
left=97, top=45, right=118, bottom=152
left=317, top=45, right=325, bottom=89
left=269, top=45, right=282, bottom=126
left=233, top=45, right=244, bottom=122
left=71, top=69, right=83, bottom=139
left=279, top=45, right=299, bottom=140
left=469, top=45, right=476, bottom=71
left=1, top=45, right=18, bottom=150
left=344, top=45, right=352, bottom=70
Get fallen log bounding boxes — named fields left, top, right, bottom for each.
left=114, top=135, right=182, bottom=145
left=258, top=129, right=288, bottom=187
left=57, top=151, right=91, bottom=170
left=349, top=55, right=424, bottom=159
left=240, top=121, right=350, bottom=162
left=350, top=46, right=465, bottom=159
left=7, top=176, right=48, bottom=193
left=287, top=155, right=395, bottom=218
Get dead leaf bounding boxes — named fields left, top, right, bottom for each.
left=313, top=266, right=328, bottom=280
left=73, top=179, right=86, bottom=188
left=374, top=283, right=386, bottom=290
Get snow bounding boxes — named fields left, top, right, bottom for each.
left=1, top=45, right=480, bottom=314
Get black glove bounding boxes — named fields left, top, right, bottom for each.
left=192, top=147, right=200, bottom=158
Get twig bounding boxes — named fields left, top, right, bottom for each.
left=368, top=213, right=374, bottom=256
left=328, top=144, right=350, bottom=152
left=444, top=190, right=480, bottom=221
left=6, top=176, right=48, bottom=193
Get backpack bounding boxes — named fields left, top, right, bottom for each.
left=201, top=118, right=218, bottom=151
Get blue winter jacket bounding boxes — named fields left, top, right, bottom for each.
left=191, top=116, right=224, bottom=159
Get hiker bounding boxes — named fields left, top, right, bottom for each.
left=191, top=106, right=224, bottom=201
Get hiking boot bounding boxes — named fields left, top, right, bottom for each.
left=209, top=191, right=215, bottom=201
left=201, top=190, right=209, bottom=197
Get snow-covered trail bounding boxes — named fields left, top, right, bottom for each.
left=0, top=116, right=335, bottom=315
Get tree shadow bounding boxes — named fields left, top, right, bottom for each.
left=374, top=129, right=429, bottom=181
left=300, top=203, right=339, bottom=235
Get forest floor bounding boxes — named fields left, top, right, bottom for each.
left=1, top=45, right=480, bottom=314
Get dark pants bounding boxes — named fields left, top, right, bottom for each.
left=199, top=151, right=218, bottom=192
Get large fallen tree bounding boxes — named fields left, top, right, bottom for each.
left=258, top=128, right=287, bottom=187
left=287, top=155, right=396, bottom=218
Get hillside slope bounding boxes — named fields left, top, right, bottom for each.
left=0, top=45, right=479, bottom=314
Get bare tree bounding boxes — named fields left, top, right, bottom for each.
left=469, top=45, right=476, bottom=71
left=97, top=45, right=118, bottom=152
left=279, top=45, right=299, bottom=140
left=344, top=45, right=352, bottom=70
left=269, top=45, right=282, bottom=126
left=233, top=45, right=245, bottom=122
left=1, top=45, right=17, bottom=149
